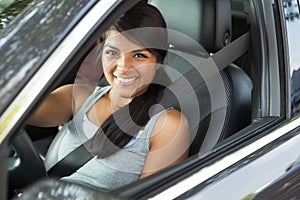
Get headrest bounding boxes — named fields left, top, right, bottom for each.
left=149, top=0, right=232, bottom=53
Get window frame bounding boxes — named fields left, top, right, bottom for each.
left=0, top=0, right=295, bottom=199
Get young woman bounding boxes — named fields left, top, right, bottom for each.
left=28, top=1, right=190, bottom=190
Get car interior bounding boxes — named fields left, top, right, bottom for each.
left=148, top=0, right=252, bottom=156
left=8, top=0, right=259, bottom=197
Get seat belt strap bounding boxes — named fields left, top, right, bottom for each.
left=199, top=31, right=251, bottom=154
left=159, top=31, right=251, bottom=109
left=157, top=31, right=251, bottom=155
left=47, top=143, right=92, bottom=177
left=47, top=31, right=251, bottom=177
left=212, top=31, right=251, bottom=70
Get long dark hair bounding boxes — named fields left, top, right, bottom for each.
left=85, top=1, right=171, bottom=158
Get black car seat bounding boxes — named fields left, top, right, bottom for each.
left=149, top=0, right=253, bottom=155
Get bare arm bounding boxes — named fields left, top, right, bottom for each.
left=27, top=84, right=74, bottom=127
left=140, top=109, right=190, bottom=178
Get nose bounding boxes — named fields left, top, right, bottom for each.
left=116, top=54, right=132, bottom=74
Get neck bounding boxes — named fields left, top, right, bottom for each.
left=107, top=90, right=132, bottom=111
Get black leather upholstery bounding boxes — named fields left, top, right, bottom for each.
left=149, top=0, right=231, bottom=52
left=150, top=0, right=252, bottom=155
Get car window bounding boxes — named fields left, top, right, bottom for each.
left=285, top=0, right=300, bottom=115
left=0, top=0, right=35, bottom=32
left=35, top=0, right=253, bottom=173
left=39, top=0, right=254, bottom=179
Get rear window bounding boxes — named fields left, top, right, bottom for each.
left=0, top=0, right=34, bottom=32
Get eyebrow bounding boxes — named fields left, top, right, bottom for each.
left=104, top=44, right=120, bottom=52
left=131, top=48, right=149, bottom=53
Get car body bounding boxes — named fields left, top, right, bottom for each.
left=1, top=0, right=300, bottom=199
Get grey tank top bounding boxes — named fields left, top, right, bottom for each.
left=44, top=86, right=166, bottom=190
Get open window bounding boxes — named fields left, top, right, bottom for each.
left=5, top=0, right=287, bottom=199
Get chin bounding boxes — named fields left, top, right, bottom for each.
left=113, top=84, right=148, bottom=99
left=113, top=87, right=135, bottom=98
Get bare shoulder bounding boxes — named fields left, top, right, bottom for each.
left=153, top=109, right=189, bottom=134
left=140, top=109, right=190, bottom=178
left=72, top=83, right=96, bottom=113
left=73, top=84, right=95, bottom=96
left=161, top=109, right=188, bottom=124
left=150, top=109, right=190, bottom=150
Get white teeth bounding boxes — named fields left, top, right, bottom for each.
left=116, top=77, right=137, bottom=83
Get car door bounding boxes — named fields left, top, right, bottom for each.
left=2, top=0, right=300, bottom=199
left=143, top=0, right=300, bottom=199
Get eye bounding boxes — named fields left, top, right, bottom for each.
left=105, top=50, right=118, bottom=57
left=134, top=53, right=148, bottom=59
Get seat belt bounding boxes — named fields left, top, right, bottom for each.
left=155, top=31, right=251, bottom=155
left=47, top=31, right=251, bottom=177
left=47, top=143, right=92, bottom=177
left=159, top=31, right=251, bottom=108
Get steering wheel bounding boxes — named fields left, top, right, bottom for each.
left=8, top=129, right=47, bottom=190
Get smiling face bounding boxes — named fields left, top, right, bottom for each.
left=102, top=29, right=158, bottom=101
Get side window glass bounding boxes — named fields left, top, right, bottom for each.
left=284, top=0, right=300, bottom=115
left=0, top=0, right=34, bottom=32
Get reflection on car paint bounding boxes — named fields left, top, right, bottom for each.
left=0, top=0, right=96, bottom=113
left=187, top=124, right=300, bottom=200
